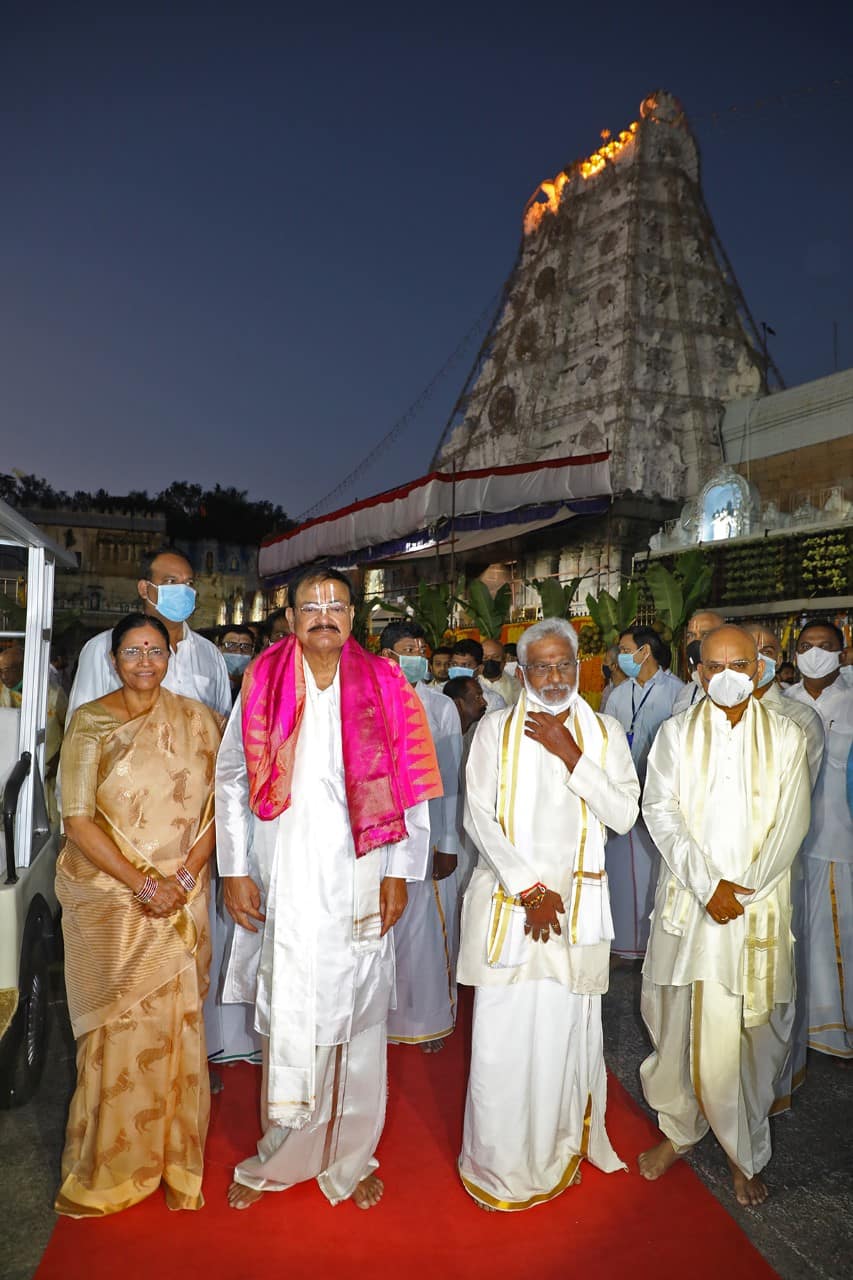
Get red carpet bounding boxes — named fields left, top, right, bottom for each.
left=37, top=995, right=777, bottom=1280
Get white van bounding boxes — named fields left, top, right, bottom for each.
left=0, top=499, right=76, bottom=1107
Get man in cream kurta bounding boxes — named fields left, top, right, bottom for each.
left=217, top=570, right=432, bottom=1211
left=380, top=622, right=463, bottom=1053
left=458, top=619, right=640, bottom=1211
left=639, top=626, right=811, bottom=1207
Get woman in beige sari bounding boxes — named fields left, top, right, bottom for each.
left=56, top=612, right=223, bottom=1217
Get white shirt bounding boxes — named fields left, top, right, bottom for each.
left=67, top=623, right=231, bottom=720
left=785, top=677, right=853, bottom=863
left=415, top=681, right=462, bottom=855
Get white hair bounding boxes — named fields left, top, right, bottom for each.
left=517, top=617, right=579, bottom=664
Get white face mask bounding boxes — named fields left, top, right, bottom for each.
left=521, top=671, right=578, bottom=715
left=707, top=668, right=754, bottom=709
left=796, top=647, right=841, bottom=680
left=504, top=661, right=518, bottom=678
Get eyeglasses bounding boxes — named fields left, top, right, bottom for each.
left=702, top=659, right=755, bottom=675
left=522, top=660, right=577, bottom=677
left=118, top=646, right=168, bottom=661
left=222, top=641, right=254, bottom=654
left=296, top=602, right=350, bottom=616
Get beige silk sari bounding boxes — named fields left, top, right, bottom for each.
left=55, top=688, right=222, bottom=1217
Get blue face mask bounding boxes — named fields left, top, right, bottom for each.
left=617, top=652, right=643, bottom=679
left=223, top=651, right=251, bottom=677
left=398, top=654, right=429, bottom=685
left=150, top=582, right=196, bottom=623
left=757, top=654, right=776, bottom=689
left=448, top=665, right=475, bottom=681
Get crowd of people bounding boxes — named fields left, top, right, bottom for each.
left=25, top=547, right=852, bottom=1221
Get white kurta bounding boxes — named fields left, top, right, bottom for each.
left=388, top=682, right=462, bottom=1045
left=458, top=701, right=639, bottom=1209
left=215, top=668, right=430, bottom=1200
left=641, top=697, right=811, bottom=1175
left=66, top=622, right=250, bottom=1064
left=605, top=667, right=683, bottom=958
left=785, top=677, right=853, bottom=1059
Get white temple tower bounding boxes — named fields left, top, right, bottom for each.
left=432, top=91, right=777, bottom=506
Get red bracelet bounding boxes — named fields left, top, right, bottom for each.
left=520, top=882, right=547, bottom=910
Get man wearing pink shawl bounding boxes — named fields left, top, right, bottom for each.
left=216, top=568, right=442, bottom=1211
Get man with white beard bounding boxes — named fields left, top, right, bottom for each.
left=458, top=618, right=640, bottom=1210
left=785, top=620, right=853, bottom=1062
left=639, top=626, right=810, bottom=1206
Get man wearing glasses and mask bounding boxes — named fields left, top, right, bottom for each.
left=216, top=569, right=442, bottom=1211
left=67, top=545, right=231, bottom=720
left=457, top=618, right=640, bottom=1211
left=638, top=626, right=811, bottom=1207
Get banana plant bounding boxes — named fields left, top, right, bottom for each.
left=381, top=580, right=453, bottom=650
left=645, top=550, right=712, bottom=666
left=532, top=575, right=584, bottom=619
left=453, top=579, right=512, bottom=641
left=584, top=580, right=639, bottom=649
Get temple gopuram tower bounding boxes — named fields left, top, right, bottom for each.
left=432, top=91, right=774, bottom=518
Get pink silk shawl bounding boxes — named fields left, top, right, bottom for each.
left=241, top=634, right=442, bottom=856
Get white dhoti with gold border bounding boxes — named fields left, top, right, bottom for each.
left=805, top=857, right=853, bottom=1058
left=641, top=979, right=792, bottom=1178
left=234, top=1023, right=386, bottom=1203
left=459, top=979, right=624, bottom=1210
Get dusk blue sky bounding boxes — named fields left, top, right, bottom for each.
left=3, top=4, right=851, bottom=521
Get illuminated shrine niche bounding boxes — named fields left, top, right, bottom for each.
left=698, top=469, right=753, bottom=542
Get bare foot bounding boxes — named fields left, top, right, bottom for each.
left=570, top=1166, right=582, bottom=1186
left=420, top=1039, right=445, bottom=1054
left=474, top=1200, right=497, bottom=1212
left=227, top=1181, right=264, bottom=1209
left=638, top=1137, right=684, bottom=1181
left=728, top=1158, right=768, bottom=1206
left=352, top=1173, right=384, bottom=1210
